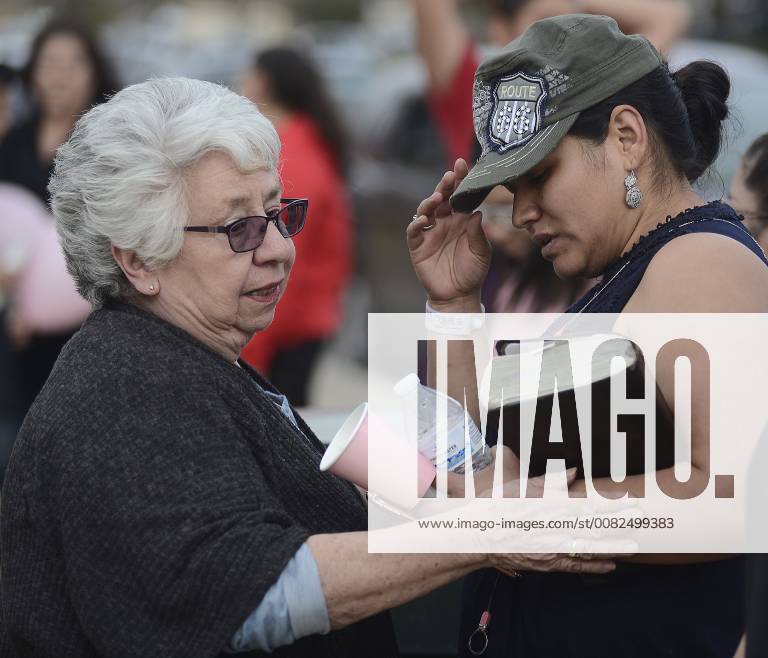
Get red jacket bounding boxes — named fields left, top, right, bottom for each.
left=427, top=43, right=479, bottom=166
left=241, top=114, right=353, bottom=372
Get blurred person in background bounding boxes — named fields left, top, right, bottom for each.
left=0, top=19, right=118, bottom=430
left=411, top=0, right=691, bottom=169
left=478, top=187, right=588, bottom=311
left=484, top=0, right=690, bottom=54
left=0, top=64, right=16, bottom=141
left=0, top=183, right=91, bottom=484
left=746, top=427, right=768, bottom=658
left=729, top=133, right=768, bottom=254
left=0, top=66, right=19, bottom=465
left=240, top=47, right=353, bottom=407
left=0, top=19, right=118, bottom=204
left=733, top=136, right=768, bottom=658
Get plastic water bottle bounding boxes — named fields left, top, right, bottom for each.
left=394, top=374, right=492, bottom=473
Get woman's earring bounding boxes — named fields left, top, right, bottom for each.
left=149, top=283, right=155, bottom=292
left=624, top=170, right=643, bottom=209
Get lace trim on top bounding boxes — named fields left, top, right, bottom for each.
left=567, top=201, right=746, bottom=315
left=601, top=200, right=735, bottom=279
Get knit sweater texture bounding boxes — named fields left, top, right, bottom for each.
left=0, top=303, right=398, bottom=658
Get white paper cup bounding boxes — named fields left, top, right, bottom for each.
left=321, top=403, right=436, bottom=509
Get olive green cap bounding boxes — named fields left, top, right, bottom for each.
left=450, top=14, right=663, bottom=212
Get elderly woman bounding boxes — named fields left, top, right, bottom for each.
left=0, top=78, right=614, bottom=657
left=408, top=14, right=768, bottom=658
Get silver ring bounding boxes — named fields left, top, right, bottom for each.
left=421, top=222, right=436, bottom=231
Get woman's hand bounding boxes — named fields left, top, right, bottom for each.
left=480, top=470, right=633, bottom=575
left=407, top=159, right=491, bottom=309
left=448, top=459, right=620, bottom=573
left=491, top=550, right=617, bottom=576
left=489, top=472, right=621, bottom=575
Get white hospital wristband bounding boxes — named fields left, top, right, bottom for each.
left=425, top=301, right=485, bottom=336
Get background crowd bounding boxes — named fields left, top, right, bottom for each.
left=0, top=1, right=766, bottom=656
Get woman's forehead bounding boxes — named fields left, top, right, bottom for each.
left=38, top=33, right=88, bottom=61
left=186, top=153, right=280, bottom=218
left=217, top=185, right=281, bottom=213
left=189, top=152, right=278, bottom=192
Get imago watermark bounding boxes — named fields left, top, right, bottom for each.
left=366, top=313, right=768, bottom=553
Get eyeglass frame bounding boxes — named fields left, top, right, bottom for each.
left=183, top=197, right=308, bottom=253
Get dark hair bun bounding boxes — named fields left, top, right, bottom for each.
left=672, top=61, right=730, bottom=181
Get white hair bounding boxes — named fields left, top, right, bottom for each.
left=51, top=77, right=280, bottom=308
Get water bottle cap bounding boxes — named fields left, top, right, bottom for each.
left=393, top=373, right=420, bottom=397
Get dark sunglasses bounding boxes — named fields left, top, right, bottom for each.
left=184, top=198, right=308, bottom=253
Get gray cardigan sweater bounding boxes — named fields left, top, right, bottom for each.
left=0, top=303, right=398, bottom=658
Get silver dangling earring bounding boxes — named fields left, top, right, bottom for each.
left=624, top=170, right=643, bottom=209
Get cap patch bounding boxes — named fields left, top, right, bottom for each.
left=472, top=78, right=495, bottom=158
left=536, top=65, right=571, bottom=98
left=487, top=72, right=548, bottom=153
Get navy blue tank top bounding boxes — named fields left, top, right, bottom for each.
left=459, top=201, right=763, bottom=658
left=569, top=200, right=768, bottom=313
